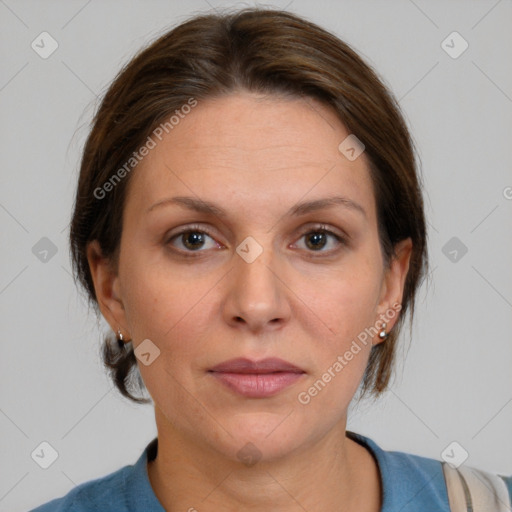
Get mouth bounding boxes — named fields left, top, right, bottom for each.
left=208, top=358, right=306, bottom=398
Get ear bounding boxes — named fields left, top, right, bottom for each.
left=374, top=237, right=413, bottom=342
left=86, top=240, right=129, bottom=339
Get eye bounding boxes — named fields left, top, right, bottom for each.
left=166, top=225, right=221, bottom=253
left=166, top=224, right=346, bottom=256
left=294, top=225, right=346, bottom=253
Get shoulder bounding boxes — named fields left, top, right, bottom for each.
left=347, top=431, right=512, bottom=511
left=29, top=463, right=134, bottom=512
left=501, top=474, right=512, bottom=499
left=29, top=438, right=163, bottom=512
left=375, top=440, right=452, bottom=511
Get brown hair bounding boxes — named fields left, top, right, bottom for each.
left=70, top=8, right=428, bottom=404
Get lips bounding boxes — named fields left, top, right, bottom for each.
left=208, top=358, right=305, bottom=398
left=210, top=357, right=304, bottom=374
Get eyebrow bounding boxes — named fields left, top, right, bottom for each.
left=146, top=195, right=366, bottom=218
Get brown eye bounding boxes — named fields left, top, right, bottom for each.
left=295, top=227, right=346, bottom=254
left=305, top=231, right=328, bottom=250
left=167, top=227, right=220, bottom=253
left=181, top=231, right=207, bottom=250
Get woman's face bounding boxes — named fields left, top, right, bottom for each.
left=90, top=92, right=411, bottom=463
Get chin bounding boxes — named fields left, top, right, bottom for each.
left=207, top=412, right=311, bottom=465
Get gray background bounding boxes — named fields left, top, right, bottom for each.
left=1, top=0, right=511, bottom=510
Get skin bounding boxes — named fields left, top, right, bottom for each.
left=88, top=91, right=412, bottom=511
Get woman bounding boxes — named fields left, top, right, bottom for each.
left=31, top=8, right=511, bottom=512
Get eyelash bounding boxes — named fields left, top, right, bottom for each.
left=165, top=223, right=347, bottom=258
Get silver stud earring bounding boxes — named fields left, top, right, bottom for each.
left=117, top=328, right=124, bottom=342
left=378, top=322, right=388, bottom=340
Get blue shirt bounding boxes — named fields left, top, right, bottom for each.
left=30, top=431, right=512, bottom=511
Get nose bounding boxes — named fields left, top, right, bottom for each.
left=222, top=243, right=292, bottom=333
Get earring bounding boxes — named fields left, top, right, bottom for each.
left=378, top=322, right=388, bottom=340
left=117, top=328, right=132, bottom=344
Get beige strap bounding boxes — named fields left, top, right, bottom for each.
left=442, top=462, right=511, bottom=512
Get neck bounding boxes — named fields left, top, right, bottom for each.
left=147, top=411, right=381, bottom=512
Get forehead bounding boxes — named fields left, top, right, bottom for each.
left=126, top=92, right=376, bottom=222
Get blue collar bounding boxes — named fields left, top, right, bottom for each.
left=132, top=432, right=449, bottom=511
left=347, top=430, right=449, bottom=511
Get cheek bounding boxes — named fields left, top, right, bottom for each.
left=119, top=263, right=215, bottom=409
left=119, top=234, right=183, bottom=329
left=306, top=254, right=383, bottom=341
left=119, top=250, right=219, bottom=360
left=296, top=252, right=383, bottom=405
